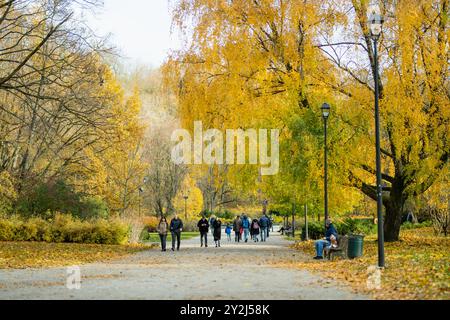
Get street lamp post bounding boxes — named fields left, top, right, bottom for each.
left=368, top=5, right=385, bottom=268
left=138, top=177, right=148, bottom=218
left=292, top=201, right=296, bottom=238
left=138, top=187, right=144, bottom=217
left=304, top=203, right=308, bottom=241
left=321, top=103, right=330, bottom=229
left=183, top=195, right=188, bottom=220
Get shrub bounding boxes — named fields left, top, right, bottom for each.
left=301, top=221, right=324, bottom=240
left=77, top=196, right=109, bottom=220
left=142, top=216, right=160, bottom=232
left=0, top=218, right=15, bottom=241
left=401, top=220, right=433, bottom=230
left=301, top=218, right=377, bottom=240
left=28, top=217, right=52, bottom=242
left=0, top=214, right=129, bottom=244
left=14, top=219, right=39, bottom=241
left=15, top=180, right=110, bottom=219
left=429, top=208, right=449, bottom=236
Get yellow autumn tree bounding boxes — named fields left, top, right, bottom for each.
left=165, top=0, right=449, bottom=241
left=164, top=0, right=360, bottom=217
left=173, top=174, right=204, bottom=220
left=77, top=70, right=148, bottom=216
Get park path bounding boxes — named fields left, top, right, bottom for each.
left=0, top=228, right=369, bottom=300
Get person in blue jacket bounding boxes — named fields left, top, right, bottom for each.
left=241, top=214, right=250, bottom=242
left=313, top=218, right=338, bottom=259
left=259, top=214, right=270, bottom=242
left=225, top=224, right=232, bottom=242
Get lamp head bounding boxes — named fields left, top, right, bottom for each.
left=368, top=5, right=384, bottom=39
left=321, top=103, right=331, bottom=119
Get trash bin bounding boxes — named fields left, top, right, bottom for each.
left=347, top=234, right=364, bottom=259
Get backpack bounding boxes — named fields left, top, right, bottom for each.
left=252, top=222, right=259, bottom=230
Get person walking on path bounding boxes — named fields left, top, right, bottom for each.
left=209, top=215, right=216, bottom=236
left=313, top=218, right=338, bottom=259
left=156, top=216, right=169, bottom=251
left=197, top=215, right=209, bottom=247
left=251, top=218, right=260, bottom=242
left=268, top=216, right=273, bottom=237
left=250, top=218, right=255, bottom=241
left=170, top=214, right=183, bottom=251
left=232, top=215, right=242, bottom=242
left=213, top=217, right=222, bottom=247
left=259, top=214, right=270, bottom=242
left=225, top=224, right=232, bottom=242
left=241, top=214, right=250, bottom=242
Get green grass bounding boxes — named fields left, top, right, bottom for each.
left=142, top=232, right=199, bottom=243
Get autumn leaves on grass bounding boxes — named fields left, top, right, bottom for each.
left=289, top=227, right=449, bottom=300
left=0, top=242, right=149, bottom=269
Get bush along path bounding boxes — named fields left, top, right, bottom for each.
left=0, top=230, right=368, bottom=300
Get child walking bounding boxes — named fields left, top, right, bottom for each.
left=225, top=224, right=232, bottom=242
left=251, top=218, right=260, bottom=242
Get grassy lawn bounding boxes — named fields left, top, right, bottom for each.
left=143, top=232, right=199, bottom=243
left=0, top=242, right=150, bottom=269
left=285, top=227, right=450, bottom=300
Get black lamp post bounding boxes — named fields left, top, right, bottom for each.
left=138, top=177, right=148, bottom=217
left=368, top=5, right=385, bottom=268
left=183, top=194, right=188, bottom=220
left=321, top=103, right=330, bottom=229
left=138, top=186, right=144, bottom=217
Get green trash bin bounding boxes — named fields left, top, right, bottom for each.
left=347, top=234, right=364, bottom=259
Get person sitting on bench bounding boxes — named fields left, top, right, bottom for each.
left=313, top=218, right=338, bottom=260
left=278, top=225, right=292, bottom=235
left=323, top=234, right=338, bottom=257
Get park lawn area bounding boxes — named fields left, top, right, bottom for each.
left=284, top=227, right=449, bottom=300
left=0, top=241, right=150, bottom=269
left=143, top=232, right=199, bottom=243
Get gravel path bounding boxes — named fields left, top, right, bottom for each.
left=0, top=229, right=368, bottom=300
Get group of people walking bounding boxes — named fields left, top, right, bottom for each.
left=232, top=214, right=272, bottom=243
left=156, top=214, right=184, bottom=252
left=155, top=213, right=273, bottom=251
left=197, top=215, right=223, bottom=247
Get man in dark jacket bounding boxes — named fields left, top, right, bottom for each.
left=197, top=215, right=209, bottom=247
left=259, top=214, right=270, bottom=242
left=313, top=218, right=338, bottom=259
left=170, top=214, right=184, bottom=251
left=232, top=216, right=242, bottom=242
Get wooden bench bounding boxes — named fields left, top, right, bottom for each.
left=325, top=235, right=349, bottom=260
left=278, top=227, right=293, bottom=236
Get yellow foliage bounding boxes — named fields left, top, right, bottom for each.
left=74, top=70, right=149, bottom=216
left=289, top=227, right=450, bottom=300
left=173, top=174, right=204, bottom=220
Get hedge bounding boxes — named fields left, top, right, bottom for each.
left=0, top=214, right=129, bottom=244
left=301, top=218, right=377, bottom=240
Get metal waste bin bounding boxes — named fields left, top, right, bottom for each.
left=347, top=234, right=364, bottom=258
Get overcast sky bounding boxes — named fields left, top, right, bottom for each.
left=86, top=0, right=181, bottom=68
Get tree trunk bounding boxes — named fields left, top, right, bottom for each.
left=383, top=180, right=406, bottom=242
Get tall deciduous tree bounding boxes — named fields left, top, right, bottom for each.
left=165, top=0, right=449, bottom=241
